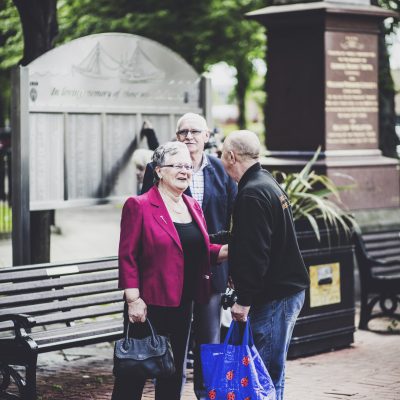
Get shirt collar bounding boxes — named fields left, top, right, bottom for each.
left=195, top=152, right=208, bottom=173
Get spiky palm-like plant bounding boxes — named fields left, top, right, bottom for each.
left=273, top=148, right=357, bottom=242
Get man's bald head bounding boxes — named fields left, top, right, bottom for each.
left=224, top=130, right=260, bottom=161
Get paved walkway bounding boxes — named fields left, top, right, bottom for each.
left=4, top=320, right=399, bottom=400
left=1, top=205, right=399, bottom=399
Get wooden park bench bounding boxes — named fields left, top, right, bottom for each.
left=353, top=229, right=400, bottom=330
left=0, top=257, right=123, bottom=400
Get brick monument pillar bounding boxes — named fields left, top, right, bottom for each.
left=248, top=0, right=399, bottom=210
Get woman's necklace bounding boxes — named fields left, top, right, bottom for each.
left=159, top=188, right=186, bottom=214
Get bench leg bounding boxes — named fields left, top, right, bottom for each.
left=0, top=362, right=27, bottom=399
left=359, top=290, right=369, bottom=330
left=23, top=355, right=38, bottom=400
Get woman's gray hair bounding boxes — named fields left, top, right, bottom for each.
left=151, top=141, right=188, bottom=184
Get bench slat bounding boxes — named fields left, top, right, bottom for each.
left=363, top=239, right=400, bottom=251
left=0, top=258, right=118, bottom=283
left=31, top=318, right=123, bottom=342
left=3, top=292, right=123, bottom=316
left=0, top=281, right=118, bottom=307
left=0, top=270, right=118, bottom=294
left=367, top=248, right=400, bottom=259
left=363, top=231, right=400, bottom=243
left=0, top=303, right=123, bottom=331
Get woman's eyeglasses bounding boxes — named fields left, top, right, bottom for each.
left=176, top=129, right=203, bottom=138
left=160, top=163, right=194, bottom=171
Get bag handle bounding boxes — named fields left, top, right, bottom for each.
left=123, top=318, right=159, bottom=349
left=223, top=320, right=254, bottom=346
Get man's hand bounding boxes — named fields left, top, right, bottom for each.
left=231, top=303, right=250, bottom=322
left=217, top=244, right=228, bottom=263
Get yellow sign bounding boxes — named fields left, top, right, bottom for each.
left=309, top=262, right=341, bottom=308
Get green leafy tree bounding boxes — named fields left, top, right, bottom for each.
left=56, top=0, right=266, bottom=129
left=0, top=0, right=20, bottom=125
left=1, top=0, right=266, bottom=127
left=372, top=0, right=400, bottom=158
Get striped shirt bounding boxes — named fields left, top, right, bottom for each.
left=190, top=153, right=208, bottom=207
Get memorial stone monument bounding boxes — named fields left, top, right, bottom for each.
left=248, top=0, right=399, bottom=210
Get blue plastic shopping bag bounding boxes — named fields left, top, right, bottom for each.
left=201, top=320, right=276, bottom=400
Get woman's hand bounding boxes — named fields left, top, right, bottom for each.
left=127, top=298, right=147, bottom=323
left=217, top=244, right=228, bottom=263
left=125, top=288, right=147, bottom=323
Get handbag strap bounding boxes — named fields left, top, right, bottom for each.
left=124, top=318, right=159, bottom=346
left=223, top=319, right=254, bottom=346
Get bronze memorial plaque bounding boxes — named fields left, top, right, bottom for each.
left=325, top=32, right=378, bottom=151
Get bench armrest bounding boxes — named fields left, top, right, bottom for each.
left=0, top=313, right=36, bottom=338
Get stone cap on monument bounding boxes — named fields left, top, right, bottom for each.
left=246, top=0, right=397, bottom=19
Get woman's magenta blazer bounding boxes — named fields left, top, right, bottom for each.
left=118, top=185, right=222, bottom=306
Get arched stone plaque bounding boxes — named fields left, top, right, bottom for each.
left=23, top=33, right=207, bottom=209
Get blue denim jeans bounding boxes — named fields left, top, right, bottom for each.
left=249, top=290, right=305, bottom=400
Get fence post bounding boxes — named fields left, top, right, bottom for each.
left=11, top=66, right=31, bottom=266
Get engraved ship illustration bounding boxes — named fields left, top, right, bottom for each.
left=119, top=43, right=164, bottom=83
left=72, top=43, right=120, bottom=79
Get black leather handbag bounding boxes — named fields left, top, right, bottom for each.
left=113, top=318, right=175, bottom=379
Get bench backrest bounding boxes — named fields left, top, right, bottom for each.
left=354, top=230, right=400, bottom=281
left=0, top=257, right=123, bottom=335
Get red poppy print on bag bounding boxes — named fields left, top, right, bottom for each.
left=242, top=356, right=250, bottom=366
left=227, top=392, right=235, bottom=400
left=208, top=389, right=216, bottom=400
left=226, top=370, right=234, bottom=380
left=241, top=377, right=249, bottom=387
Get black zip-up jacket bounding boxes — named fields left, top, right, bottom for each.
left=229, top=163, right=310, bottom=306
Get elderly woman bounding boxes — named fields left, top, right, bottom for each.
left=112, top=141, right=228, bottom=400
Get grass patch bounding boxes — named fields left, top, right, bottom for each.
left=0, top=201, right=12, bottom=235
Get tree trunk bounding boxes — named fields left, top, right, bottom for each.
left=236, top=78, right=247, bottom=129
left=235, top=62, right=251, bottom=130
left=369, top=0, right=399, bottom=159
left=13, top=0, right=58, bottom=66
left=30, top=211, right=51, bottom=264
left=13, top=0, right=58, bottom=264
left=376, top=24, right=399, bottom=158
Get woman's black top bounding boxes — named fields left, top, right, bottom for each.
left=174, top=221, right=205, bottom=303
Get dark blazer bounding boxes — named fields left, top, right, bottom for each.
left=118, top=186, right=222, bottom=306
left=142, top=154, right=237, bottom=292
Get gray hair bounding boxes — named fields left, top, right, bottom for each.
left=224, top=130, right=260, bottom=160
left=176, top=112, right=208, bottom=132
left=151, top=141, right=188, bottom=183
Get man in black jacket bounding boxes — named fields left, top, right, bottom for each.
left=221, top=130, right=309, bottom=400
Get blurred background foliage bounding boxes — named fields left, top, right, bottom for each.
left=0, top=0, right=398, bottom=152
left=0, top=0, right=266, bottom=130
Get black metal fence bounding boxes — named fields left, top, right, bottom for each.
left=0, top=128, right=11, bottom=238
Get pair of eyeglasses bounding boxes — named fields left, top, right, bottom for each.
left=176, top=129, right=203, bottom=138
left=160, top=163, right=194, bottom=171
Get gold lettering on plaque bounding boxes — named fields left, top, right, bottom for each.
left=325, top=33, right=378, bottom=148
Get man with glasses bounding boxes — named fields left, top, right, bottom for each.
left=142, top=113, right=237, bottom=400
